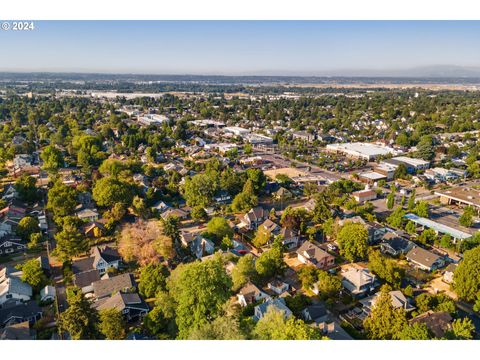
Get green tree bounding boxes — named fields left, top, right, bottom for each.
left=407, top=189, right=416, bottom=211
left=15, top=175, right=38, bottom=203
left=20, top=258, right=47, bottom=291
left=92, top=176, right=134, bottom=207
left=386, top=192, right=395, bottom=210
left=138, top=263, right=169, bottom=299
left=167, top=255, right=232, bottom=339
left=41, top=145, right=64, bottom=172
left=99, top=308, right=126, bottom=340
left=252, top=226, right=271, bottom=248
left=405, top=221, right=417, bottom=235
left=453, top=246, right=480, bottom=301
left=298, top=265, right=319, bottom=290
left=47, top=181, right=77, bottom=218
left=363, top=285, right=407, bottom=340
left=368, top=250, right=404, bottom=288
left=416, top=135, right=435, bottom=161
left=16, top=216, right=40, bottom=241
left=245, top=168, right=266, bottom=195
left=191, top=205, right=208, bottom=222
left=255, top=245, right=285, bottom=279
left=231, top=254, right=257, bottom=291
left=398, top=322, right=432, bottom=340
left=253, top=307, right=322, bottom=340
left=98, top=158, right=126, bottom=178
left=414, top=201, right=429, bottom=218
left=162, top=215, right=180, bottom=244
left=315, top=270, right=342, bottom=298
left=386, top=206, right=405, bottom=229
left=182, top=174, right=216, bottom=207
left=54, top=216, right=88, bottom=262
left=459, top=206, right=475, bottom=227
left=447, top=318, right=475, bottom=340
left=144, top=291, right=177, bottom=338
left=206, top=217, right=233, bottom=242
left=337, top=222, right=369, bottom=262
left=231, top=179, right=258, bottom=213
left=187, top=314, right=245, bottom=340
left=59, top=288, right=99, bottom=340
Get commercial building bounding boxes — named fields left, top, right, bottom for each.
left=382, top=156, right=430, bottom=173
left=326, top=142, right=400, bottom=161
left=435, top=186, right=480, bottom=211
left=404, top=213, right=472, bottom=242
left=137, top=114, right=169, bottom=125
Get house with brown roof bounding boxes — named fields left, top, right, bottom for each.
left=243, top=206, right=269, bottom=230
left=406, top=246, right=445, bottom=272
left=410, top=311, right=453, bottom=338
left=279, top=227, right=299, bottom=249
left=237, top=282, right=270, bottom=307
left=296, top=241, right=335, bottom=270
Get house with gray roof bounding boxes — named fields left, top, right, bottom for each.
left=94, top=292, right=149, bottom=322
left=254, top=297, right=293, bottom=321
left=0, top=267, right=32, bottom=307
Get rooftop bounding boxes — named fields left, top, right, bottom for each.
left=404, top=213, right=472, bottom=240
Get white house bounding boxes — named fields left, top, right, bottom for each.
left=0, top=267, right=32, bottom=306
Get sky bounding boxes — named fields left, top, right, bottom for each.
left=1, top=21, right=480, bottom=75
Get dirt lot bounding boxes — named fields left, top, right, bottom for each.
left=264, top=167, right=308, bottom=180
left=425, top=276, right=458, bottom=300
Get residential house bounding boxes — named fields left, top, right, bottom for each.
left=301, top=302, right=329, bottom=324
left=341, top=267, right=377, bottom=298
left=0, top=236, right=27, bottom=256
left=151, top=200, right=169, bottom=213
left=0, top=301, right=42, bottom=328
left=380, top=232, right=414, bottom=257
left=76, top=208, right=100, bottom=222
left=279, top=227, right=300, bottom=249
left=83, top=221, right=105, bottom=238
left=360, top=290, right=414, bottom=315
left=72, top=245, right=122, bottom=276
left=92, top=273, right=136, bottom=300
left=0, top=321, right=36, bottom=340
left=91, top=246, right=122, bottom=274
left=160, top=208, right=188, bottom=221
left=190, top=235, right=215, bottom=259
left=254, top=298, right=293, bottom=321
left=1, top=185, right=18, bottom=202
left=259, top=219, right=281, bottom=236
left=296, top=241, right=335, bottom=270
left=73, top=270, right=101, bottom=294
left=40, top=285, right=56, bottom=302
left=410, top=311, right=453, bottom=338
left=237, top=282, right=270, bottom=307
left=318, top=321, right=353, bottom=340
left=406, top=246, right=445, bottom=272
left=94, top=292, right=149, bottom=322
left=213, top=190, right=232, bottom=204
left=273, top=187, right=293, bottom=201
left=0, top=267, right=32, bottom=307
left=443, top=263, right=457, bottom=284
left=243, top=207, right=269, bottom=230
left=267, top=279, right=290, bottom=295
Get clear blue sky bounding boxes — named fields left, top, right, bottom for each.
left=1, top=21, right=480, bottom=75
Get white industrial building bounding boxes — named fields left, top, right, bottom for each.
left=326, top=142, right=401, bottom=161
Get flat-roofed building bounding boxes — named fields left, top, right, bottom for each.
left=326, top=142, right=401, bottom=161
left=352, top=189, right=377, bottom=203
left=358, top=171, right=386, bottom=184
left=435, top=186, right=480, bottom=211
left=383, top=156, right=430, bottom=173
